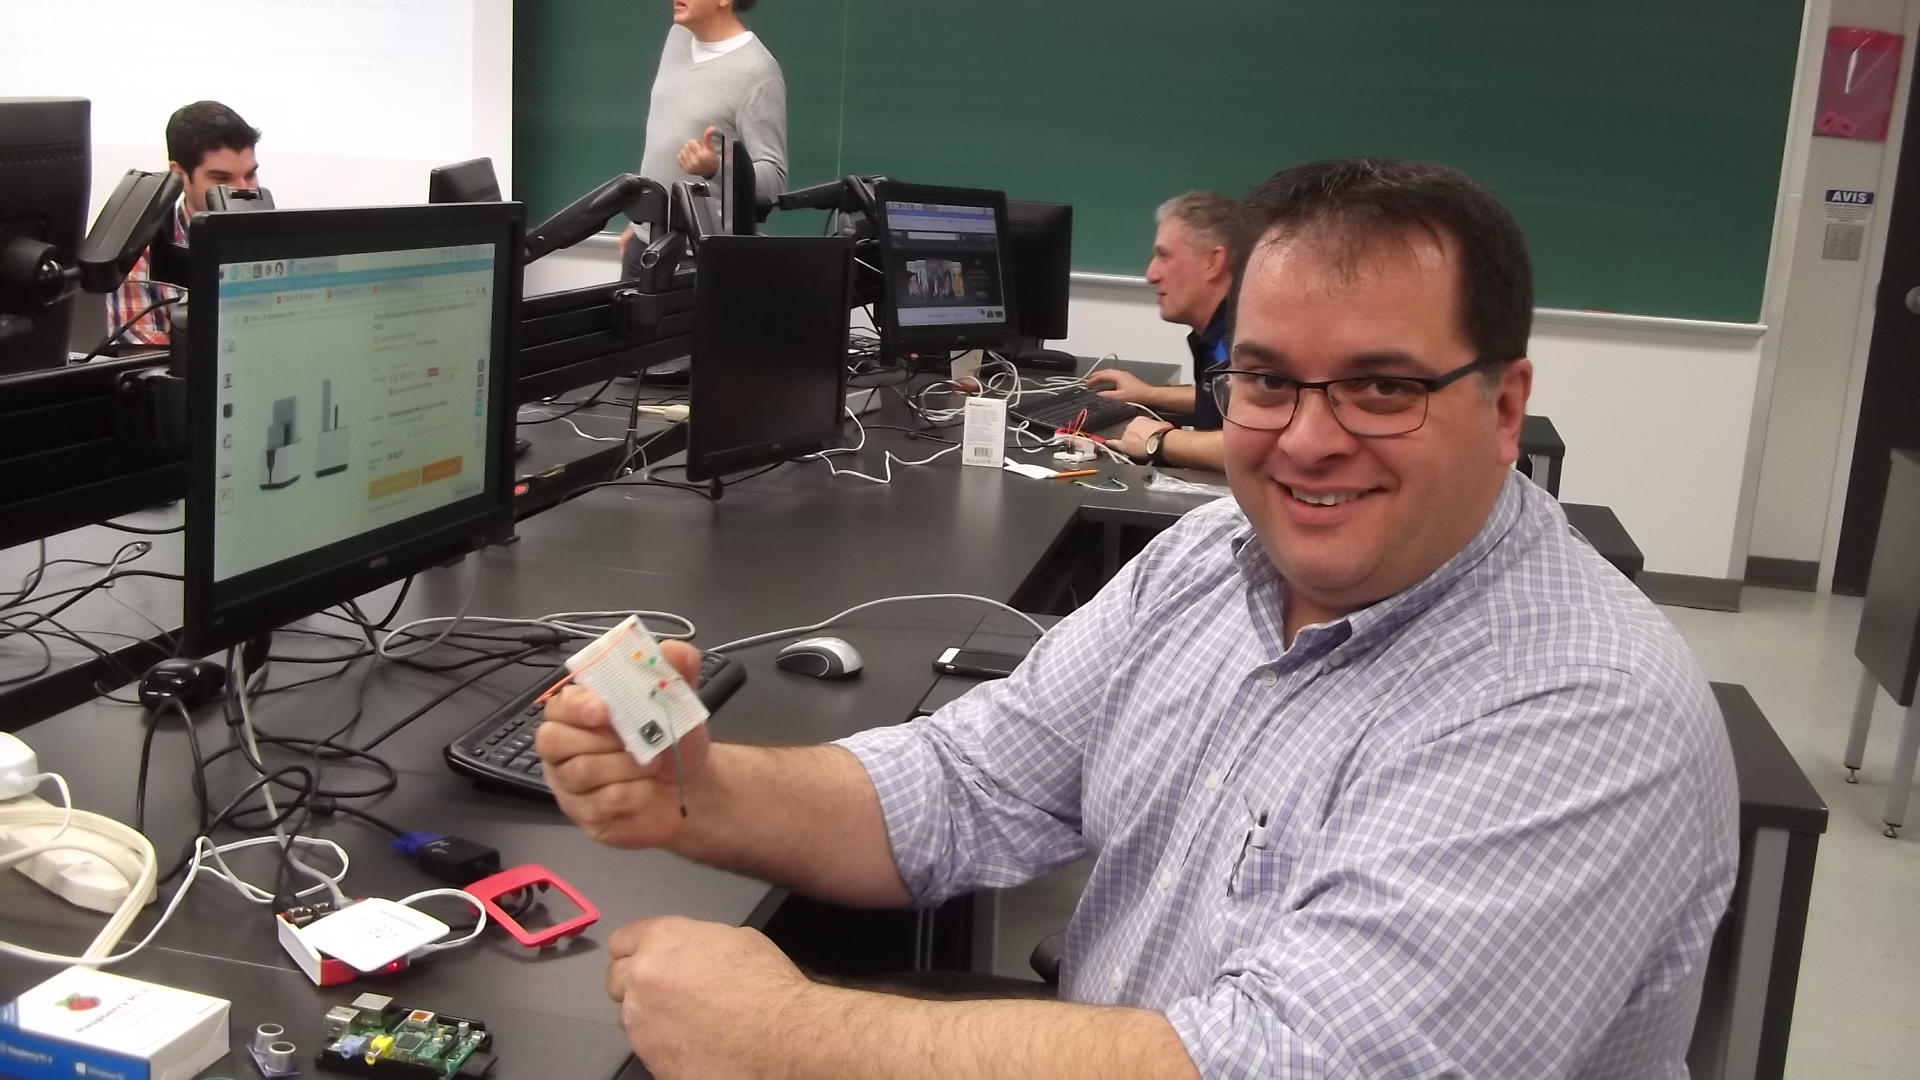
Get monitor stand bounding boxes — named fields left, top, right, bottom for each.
left=1009, top=337, right=1077, bottom=373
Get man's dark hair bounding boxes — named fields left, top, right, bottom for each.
left=733, top=0, right=757, bottom=11
left=1236, top=158, right=1534, bottom=366
left=165, top=101, right=261, bottom=175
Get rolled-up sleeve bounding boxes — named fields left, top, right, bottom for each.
left=1163, top=668, right=1738, bottom=1079
left=837, top=549, right=1156, bottom=907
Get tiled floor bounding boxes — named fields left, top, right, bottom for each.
left=991, top=587, right=1920, bottom=1077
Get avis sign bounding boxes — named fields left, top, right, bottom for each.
left=1824, top=189, right=1876, bottom=225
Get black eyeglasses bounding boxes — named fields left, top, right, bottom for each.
left=1209, top=356, right=1503, bottom=437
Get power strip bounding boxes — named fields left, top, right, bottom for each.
left=0, top=794, right=153, bottom=914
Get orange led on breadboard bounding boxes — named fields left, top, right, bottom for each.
left=564, top=616, right=708, bottom=765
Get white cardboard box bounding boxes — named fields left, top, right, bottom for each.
left=0, top=967, right=229, bottom=1080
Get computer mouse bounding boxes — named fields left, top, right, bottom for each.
left=774, top=636, right=864, bottom=680
left=138, top=658, right=229, bottom=711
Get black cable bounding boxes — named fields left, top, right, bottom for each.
left=327, top=804, right=405, bottom=837
left=566, top=476, right=720, bottom=502
left=1, top=610, right=161, bottom=700
left=357, top=646, right=543, bottom=753
left=0, top=541, right=49, bottom=609
left=516, top=379, right=617, bottom=424
left=78, top=294, right=182, bottom=365
left=96, top=520, right=184, bottom=535
left=863, top=424, right=959, bottom=445
left=155, top=763, right=318, bottom=886
left=359, top=577, right=415, bottom=630
left=0, top=618, right=55, bottom=686
left=0, top=571, right=183, bottom=636
left=136, top=698, right=212, bottom=835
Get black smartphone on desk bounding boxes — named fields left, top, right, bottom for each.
left=933, top=648, right=1024, bottom=679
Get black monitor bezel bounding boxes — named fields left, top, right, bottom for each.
left=183, top=203, right=524, bottom=655
left=0, top=97, right=91, bottom=375
left=427, top=157, right=502, bottom=204
left=871, top=181, right=1020, bottom=364
left=686, top=235, right=853, bottom=483
left=1006, top=200, right=1072, bottom=343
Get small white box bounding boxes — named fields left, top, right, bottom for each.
left=0, top=967, right=230, bottom=1080
left=961, top=397, right=1007, bottom=468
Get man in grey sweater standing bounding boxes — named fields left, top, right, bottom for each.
left=620, top=0, right=788, bottom=276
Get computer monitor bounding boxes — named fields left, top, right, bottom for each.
left=686, top=235, right=853, bottom=484
left=1006, top=201, right=1072, bottom=346
left=872, top=181, right=1018, bottom=365
left=429, top=157, right=502, bottom=204
left=182, top=203, right=523, bottom=654
left=0, top=98, right=90, bottom=375
left=720, top=138, right=756, bottom=236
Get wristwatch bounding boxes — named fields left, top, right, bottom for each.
left=1141, top=425, right=1175, bottom=465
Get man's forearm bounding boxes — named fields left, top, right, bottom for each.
left=1138, top=383, right=1203, bottom=415
left=1161, top=429, right=1225, bottom=472
left=668, top=743, right=911, bottom=908
left=783, top=987, right=1201, bottom=1080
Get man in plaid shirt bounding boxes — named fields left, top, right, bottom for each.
left=538, top=158, right=1740, bottom=1080
left=103, top=101, right=261, bottom=354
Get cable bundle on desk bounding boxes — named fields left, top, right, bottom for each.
left=1, top=538, right=183, bottom=692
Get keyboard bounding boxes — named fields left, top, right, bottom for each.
left=1009, top=386, right=1140, bottom=435
left=443, top=651, right=746, bottom=798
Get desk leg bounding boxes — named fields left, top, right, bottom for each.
left=1102, top=523, right=1122, bottom=582
left=1720, top=827, right=1788, bottom=1080
left=971, top=890, right=1001, bottom=975
left=1845, top=670, right=1878, bottom=782
left=1881, top=697, right=1920, bottom=837
left=1528, top=453, right=1557, bottom=497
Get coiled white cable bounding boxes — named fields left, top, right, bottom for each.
left=379, top=609, right=697, bottom=658
left=709, top=593, right=1047, bottom=655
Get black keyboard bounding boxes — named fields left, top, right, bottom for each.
left=443, top=651, right=746, bottom=798
left=1009, top=386, right=1140, bottom=435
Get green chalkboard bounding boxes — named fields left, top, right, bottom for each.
left=515, top=0, right=1805, bottom=322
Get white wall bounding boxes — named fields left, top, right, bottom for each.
left=1751, top=0, right=1915, bottom=576
left=3, top=0, right=514, bottom=216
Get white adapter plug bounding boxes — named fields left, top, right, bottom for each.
left=0, top=731, right=41, bottom=800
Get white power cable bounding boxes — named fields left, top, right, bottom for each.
left=232, top=655, right=351, bottom=910
left=379, top=609, right=696, bottom=659
left=560, top=418, right=624, bottom=443
left=0, top=806, right=157, bottom=964
left=0, top=772, right=73, bottom=872
left=376, top=573, right=485, bottom=660
left=709, top=594, right=1047, bottom=655
left=807, top=411, right=961, bottom=484
left=397, top=888, right=490, bottom=954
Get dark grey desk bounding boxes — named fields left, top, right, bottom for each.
left=0, top=408, right=1808, bottom=1080
left=1842, top=448, right=1920, bottom=834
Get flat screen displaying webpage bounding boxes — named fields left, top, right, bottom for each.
left=884, top=201, right=1010, bottom=329
left=211, top=244, right=497, bottom=582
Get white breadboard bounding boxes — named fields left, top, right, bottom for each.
left=565, top=617, right=708, bottom=765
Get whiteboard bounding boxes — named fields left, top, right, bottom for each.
left=2, top=0, right=513, bottom=216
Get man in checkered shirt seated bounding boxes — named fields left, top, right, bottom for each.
left=539, top=157, right=1740, bottom=1080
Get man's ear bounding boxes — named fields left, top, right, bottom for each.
left=168, top=162, right=189, bottom=185
left=1205, top=245, right=1230, bottom=284
left=1494, top=358, right=1534, bottom=467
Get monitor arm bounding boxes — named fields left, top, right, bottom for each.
left=0, top=168, right=185, bottom=317
left=774, top=175, right=885, bottom=222
left=670, top=180, right=720, bottom=256
left=525, top=173, right=675, bottom=266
